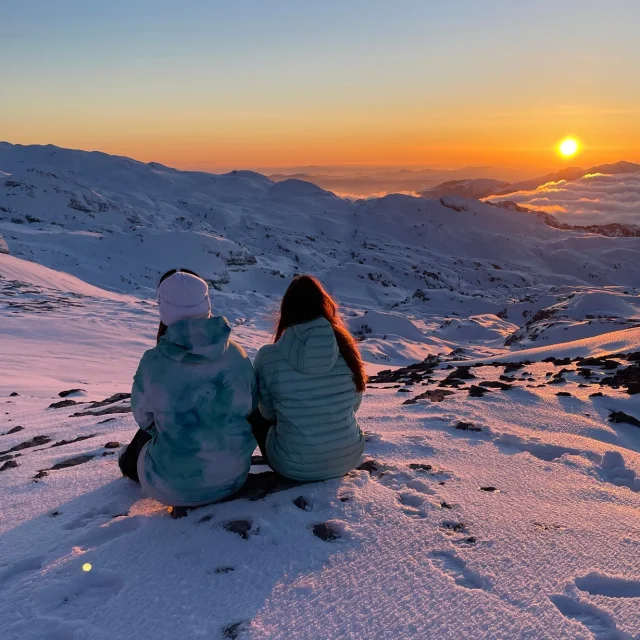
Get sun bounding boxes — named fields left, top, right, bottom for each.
left=558, top=137, right=579, bottom=158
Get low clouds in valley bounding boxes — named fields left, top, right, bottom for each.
left=488, top=172, right=640, bottom=225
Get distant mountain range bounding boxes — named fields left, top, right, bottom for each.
left=418, top=161, right=640, bottom=201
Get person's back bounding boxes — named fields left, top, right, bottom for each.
left=253, top=276, right=366, bottom=482
left=123, top=269, right=255, bottom=507
left=133, top=317, right=255, bottom=505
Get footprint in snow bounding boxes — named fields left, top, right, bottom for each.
left=550, top=594, right=621, bottom=639
left=429, top=550, right=489, bottom=591
left=62, top=503, right=124, bottom=530
left=574, top=572, right=640, bottom=598
left=0, top=555, right=45, bottom=588
left=37, top=568, right=124, bottom=618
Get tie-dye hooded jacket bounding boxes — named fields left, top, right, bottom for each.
left=131, top=316, right=256, bottom=506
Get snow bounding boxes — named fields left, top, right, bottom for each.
left=1, top=143, right=640, bottom=639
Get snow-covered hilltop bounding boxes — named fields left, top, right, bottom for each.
left=1, top=142, right=639, bottom=361
left=1, top=143, right=640, bottom=640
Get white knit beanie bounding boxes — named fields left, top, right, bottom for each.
left=157, top=271, right=211, bottom=326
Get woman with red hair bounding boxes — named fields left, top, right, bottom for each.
left=251, top=275, right=366, bottom=482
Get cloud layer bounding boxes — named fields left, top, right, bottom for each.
left=487, top=173, right=640, bottom=226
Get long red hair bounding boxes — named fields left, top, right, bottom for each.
left=275, top=275, right=367, bottom=392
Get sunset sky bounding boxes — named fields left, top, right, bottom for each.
left=3, top=0, right=640, bottom=172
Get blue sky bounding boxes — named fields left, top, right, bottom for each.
left=2, top=1, right=639, bottom=170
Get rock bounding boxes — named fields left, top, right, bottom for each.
left=224, top=520, right=253, bottom=539
left=0, top=460, right=19, bottom=471
left=49, top=511, right=61, bottom=517
left=104, top=441, right=121, bottom=449
left=397, top=388, right=411, bottom=393
left=480, top=486, right=498, bottom=492
left=49, top=454, right=94, bottom=470
left=556, top=392, right=572, bottom=397
left=87, top=393, right=131, bottom=409
left=251, top=455, right=265, bottom=466
left=440, top=501, right=453, bottom=509
left=48, top=399, right=78, bottom=409
left=445, top=366, right=476, bottom=381
left=578, top=356, right=621, bottom=369
left=455, top=421, right=482, bottom=432
left=468, top=385, right=488, bottom=397
left=409, top=463, right=433, bottom=471
left=0, top=454, right=13, bottom=462
left=589, top=392, right=603, bottom=398
left=9, top=392, right=19, bottom=397
left=403, top=389, right=454, bottom=404
left=461, top=536, right=477, bottom=544
left=548, top=377, right=566, bottom=385
left=215, top=567, right=235, bottom=574
left=600, top=363, right=640, bottom=395
left=608, top=411, right=640, bottom=428
left=51, top=434, right=97, bottom=448
left=357, top=459, right=379, bottom=473
left=543, top=356, right=572, bottom=366
left=58, top=389, right=86, bottom=397
left=293, top=495, right=309, bottom=511
left=72, top=405, right=132, bottom=417
left=0, top=435, right=51, bottom=456
left=32, top=470, right=48, bottom=480
left=312, top=522, right=339, bottom=541
left=223, top=621, right=249, bottom=639
left=6, top=426, right=24, bottom=434
left=442, top=521, right=466, bottom=533
left=368, top=359, right=439, bottom=384
left=479, top=380, right=513, bottom=390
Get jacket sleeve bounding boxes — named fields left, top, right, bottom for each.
left=131, top=358, right=155, bottom=432
left=254, top=351, right=277, bottom=421
left=354, top=392, right=363, bottom=413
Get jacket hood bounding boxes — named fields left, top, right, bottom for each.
left=277, top=316, right=339, bottom=375
left=158, top=316, right=231, bottom=362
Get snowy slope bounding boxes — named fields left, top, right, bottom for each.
left=2, top=329, right=640, bottom=640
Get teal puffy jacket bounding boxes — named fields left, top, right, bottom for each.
left=254, top=317, right=365, bottom=482
left=131, top=316, right=256, bottom=506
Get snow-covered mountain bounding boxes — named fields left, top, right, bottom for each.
left=2, top=142, right=639, bottom=364
left=2, top=143, right=640, bottom=640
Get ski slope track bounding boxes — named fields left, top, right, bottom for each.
left=1, top=143, right=640, bottom=639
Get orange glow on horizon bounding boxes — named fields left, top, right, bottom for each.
left=3, top=106, right=637, bottom=173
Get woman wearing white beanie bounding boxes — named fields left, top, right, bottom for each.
left=119, top=268, right=256, bottom=507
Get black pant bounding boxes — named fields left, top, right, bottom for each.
left=247, top=409, right=276, bottom=464
left=119, top=429, right=152, bottom=483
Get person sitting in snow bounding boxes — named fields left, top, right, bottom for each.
left=249, top=275, right=366, bottom=482
left=119, top=268, right=256, bottom=507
